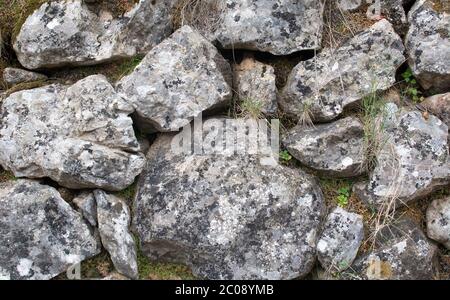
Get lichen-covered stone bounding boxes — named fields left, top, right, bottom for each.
left=0, top=179, right=101, bottom=280
left=282, top=117, right=365, bottom=178
left=234, top=56, right=277, bottom=115
left=95, top=190, right=138, bottom=279
left=354, top=103, right=449, bottom=208
left=3, top=68, right=47, bottom=86
left=349, top=218, right=438, bottom=280
left=427, top=196, right=450, bottom=249
left=14, top=0, right=175, bottom=69
left=73, top=192, right=97, bottom=227
left=0, top=75, right=145, bottom=191
left=405, top=0, right=450, bottom=93
left=133, top=119, right=325, bottom=279
left=117, top=26, right=232, bottom=132
left=317, top=207, right=364, bottom=272
left=280, top=20, right=405, bottom=122
left=214, top=0, right=325, bottom=55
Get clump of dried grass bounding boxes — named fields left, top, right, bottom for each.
left=172, top=0, right=225, bottom=37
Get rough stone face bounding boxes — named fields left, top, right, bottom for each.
left=0, top=75, right=145, bottom=191
left=427, top=196, right=450, bottom=249
left=283, top=117, right=365, bottom=178
left=133, top=119, right=325, bottom=279
left=337, top=0, right=362, bottom=11
left=117, top=26, right=232, bottom=132
left=234, top=56, right=277, bottom=115
left=95, top=190, right=138, bottom=279
left=354, top=103, right=450, bottom=208
left=14, top=0, right=175, bottom=69
left=405, top=0, right=450, bottom=93
left=73, top=192, right=97, bottom=227
left=214, top=0, right=325, bottom=55
left=421, top=93, right=450, bottom=130
left=3, top=68, right=47, bottom=86
left=0, top=179, right=101, bottom=280
left=317, top=207, right=364, bottom=272
left=280, top=20, right=405, bottom=122
left=350, top=218, right=438, bottom=280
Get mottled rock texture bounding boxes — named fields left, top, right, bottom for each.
left=95, top=190, right=138, bottom=279
left=350, top=218, right=438, bottom=280
left=234, top=56, right=277, bottom=115
left=3, top=68, right=47, bottom=86
left=73, top=192, right=97, bottom=227
left=0, top=180, right=101, bottom=280
left=117, top=26, right=232, bottom=132
left=422, top=93, right=450, bottom=130
left=283, top=117, right=365, bottom=178
left=133, top=119, right=325, bottom=279
left=317, top=207, right=364, bottom=272
left=215, top=0, right=325, bottom=55
left=427, top=196, right=450, bottom=249
left=0, top=75, right=145, bottom=191
left=405, top=0, right=450, bottom=93
left=354, top=103, right=449, bottom=208
left=280, top=20, right=405, bottom=122
left=14, top=0, right=175, bottom=69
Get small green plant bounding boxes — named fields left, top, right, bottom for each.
left=337, top=186, right=350, bottom=208
left=113, top=55, right=144, bottom=81
left=239, top=98, right=264, bottom=120
left=402, top=68, right=422, bottom=103
left=279, top=150, right=292, bottom=162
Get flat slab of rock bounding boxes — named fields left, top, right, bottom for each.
left=354, top=103, right=450, bottom=208
left=283, top=117, right=365, bottom=177
left=214, top=0, right=325, bottom=55
left=0, top=180, right=101, bottom=280
left=317, top=207, right=364, bottom=272
left=117, top=26, right=232, bottom=132
left=0, top=75, right=145, bottom=191
left=349, top=218, right=438, bottom=280
left=427, top=196, right=450, bottom=249
left=405, top=0, right=450, bottom=93
left=3, top=68, right=47, bottom=86
left=280, top=20, right=405, bottom=122
left=14, top=0, right=175, bottom=69
left=95, top=190, right=138, bottom=279
left=234, top=57, right=277, bottom=115
left=133, top=119, right=325, bottom=279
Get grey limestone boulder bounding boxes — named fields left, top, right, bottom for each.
left=0, top=179, right=101, bottom=280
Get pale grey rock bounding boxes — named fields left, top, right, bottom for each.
left=234, top=56, right=277, bottom=115
left=0, top=179, right=101, bottom=280
left=280, top=20, right=405, bottom=122
left=337, top=0, right=362, bottom=11
left=405, top=0, right=450, bottom=93
left=349, top=217, right=438, bottom=280
left=117, top=26, right=232, bottom=132
left=0, top=75, right=145, bottom=191
left=3, top=67, right=47, bottom=86
left=215, top=0, right=325, bottom=55
left=427, top=196, right=450, bottom=249
left=354, top=103, right=450, bottom=208
left=14, top=0, right=175, bottom=69
left=317, top=207, right=364, bottom=272
left=282, top=117, right=365, bottom=178
left=133, top=119, right=325, bottom=279
left=380, top=0, right=409, bottom=35
left=73, top=192, right=97, bottom=227
left=95, top=190, right=138, bottom=279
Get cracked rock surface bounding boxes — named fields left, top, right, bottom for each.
left=0, top=75, right=145, bottom=191
left=0, top=179, right=101, bottom=280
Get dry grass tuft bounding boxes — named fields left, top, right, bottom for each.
left=322, top=0, right=375, bottom=49
left=172, top=0, right=225, bottom=37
